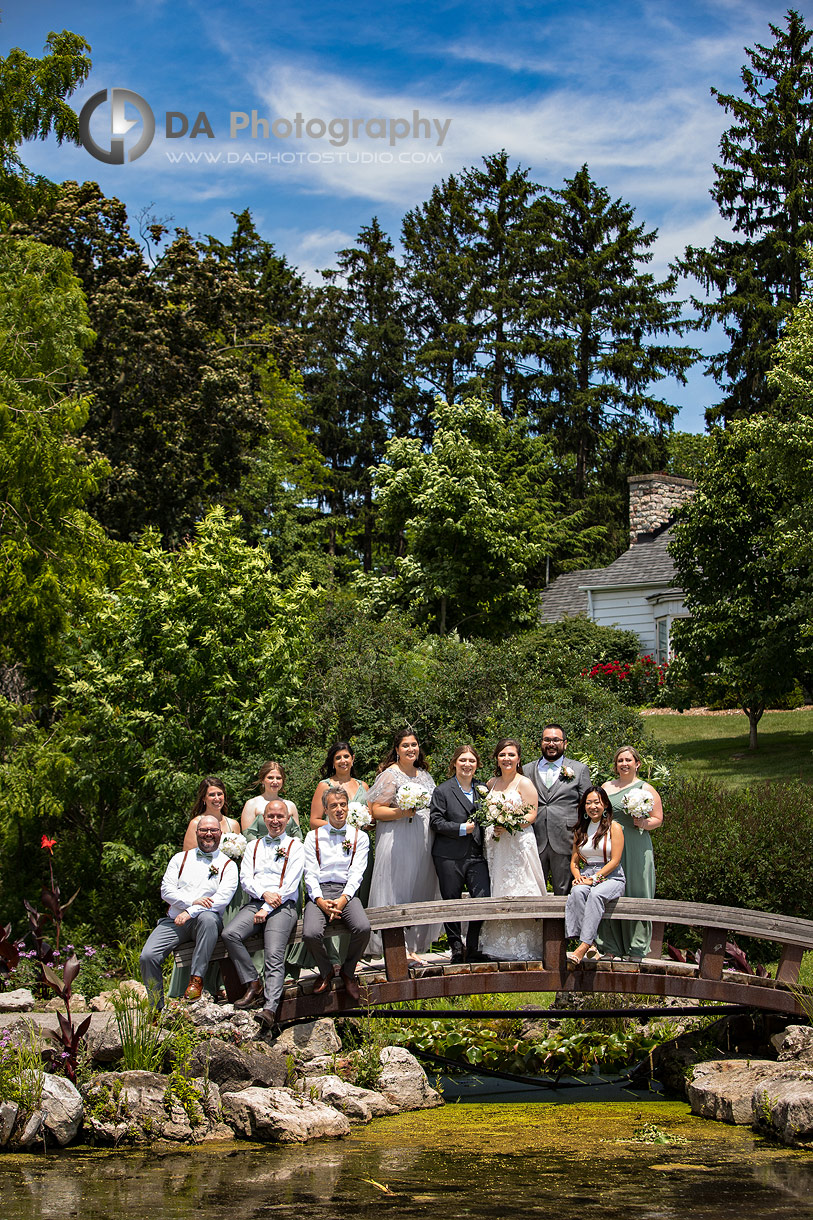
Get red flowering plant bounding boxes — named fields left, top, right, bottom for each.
left=23, top=835, right=79, bottom=973
left=582, top=655, right=669, bottom=707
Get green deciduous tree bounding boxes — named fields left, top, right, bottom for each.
left=679, top=9, right=813, bottom=423
left=358, top=396, right=601, bottom=636
left=0, top=235, right=109, bottom=690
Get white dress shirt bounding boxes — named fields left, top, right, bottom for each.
left=240, top=833, right=305, bottom=912
left=304, top=825, right=369, bottom=902
left=538, top=756, right=563, bottom=787
left=161, top=847, right=238, bottom=918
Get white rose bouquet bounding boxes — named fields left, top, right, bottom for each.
left=219, top=831, right=248, bottom=862
left=474, top=790, right=531, bottom=835
left=622, top=788, right=654, bottom=833
left=395, top=782, right=430, bottom=823
left=347, top=802, right=373, bottom=830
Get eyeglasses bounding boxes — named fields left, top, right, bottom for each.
left=542, top=738, right=564, bottom=745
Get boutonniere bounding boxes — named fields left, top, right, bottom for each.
left=476, top=785, right=489, bottom=797
left=274, top=846, right=287, bottom=861
left=560, top=765, right=575, bottom=782
left=342, top=839, right=352, bottom=855
left=207, top=863, right=218, bottom=879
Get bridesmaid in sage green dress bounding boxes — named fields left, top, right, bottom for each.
left=596, top=745, right=663, bottom=962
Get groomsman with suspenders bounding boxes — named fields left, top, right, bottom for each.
left=303, top=788, right=370, bottom=1003
left=221, top=798, right=305, bottom=1031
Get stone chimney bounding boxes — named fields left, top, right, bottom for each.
left=628, top=473, right=695, bottom=545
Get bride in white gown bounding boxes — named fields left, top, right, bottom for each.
left=480, top=738, right=547, bottom=961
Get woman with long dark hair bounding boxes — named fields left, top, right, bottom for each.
left=565, top=786, right=625, bottom=968
left=310, top=741, right=369, bottom=829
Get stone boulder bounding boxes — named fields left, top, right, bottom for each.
left=0, top=1101, right=19, bottom=1145
left=307, top=1074, right=398, bottom=1123
left=184, top=999, right=258, bottom=1043
left=45, top=995, right=89, bottom=1014
left=86, top=1017, right=123, bottom=1064
left=377, top=1046, right=443, bottom=1111
left=0, top=988, right=35, bottom=1013
left=688, top=1059, right=801, bottom=1125
left=273, top=1018, right=342, bottom=1064
left=221, top=1086, right=350, bottom=1142
left=40, top=1073, right=84, bottom=1145
left=772, top=1025, right=813, bottom=1063
left=189, top=1037, right=287, bottom=1093
left=752, top=1073, right=813, bottom=1146
left=82, top=1069, right=231, bottom=1144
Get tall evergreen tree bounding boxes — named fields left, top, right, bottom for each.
left=679, top=9, right=813, bottom=424
left=527, top=165, right=696, bottom=533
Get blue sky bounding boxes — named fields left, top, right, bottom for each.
left=4, top=0, right=807, bottom=432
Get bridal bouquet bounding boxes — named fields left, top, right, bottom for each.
left=347, top=802, right=373, bottom=830
left=219, top=831, right=248, bottom=862
left=396, top=782, right=430, bottom=822
left=474, top=790, right=531, bottom=835
left=622, top=788, right=654, bottom=833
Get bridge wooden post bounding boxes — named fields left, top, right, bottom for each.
left=698, top=925, right=726, bottom=980
left=776, top=944, right=805, bottom=984
left=543, top=917, right=566, bottom=973
left=381, top=927, right=410, bottom=982
left=649, top=922, right=665, bottom=960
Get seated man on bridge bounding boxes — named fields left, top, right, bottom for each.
left=303, top=788, right=370, bottom=1004
left=140, top=814, right=238, bottom=1010
left=221, top=798, right=305, bottom=1031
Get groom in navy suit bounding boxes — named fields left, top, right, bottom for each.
left=429, top=745, right=491, bottom=963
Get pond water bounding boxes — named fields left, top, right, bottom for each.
left=1, top=1100, right=812, bottom=1220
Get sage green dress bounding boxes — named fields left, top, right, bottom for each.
left=595, top=779, right=656, bottom=960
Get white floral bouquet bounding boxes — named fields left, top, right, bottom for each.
left=622, top=788, right=654, bottom=833
left=396, top=781, right=430, bottom=823
left=474, top=790, right=531, bottom=835
left=219, top=831, right=248, bottom=861
left=347, top=802, right=373, bottom=830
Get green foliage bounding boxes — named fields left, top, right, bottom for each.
left=0, top=29, right=91, bottom=222
left=0, top=1023, right=44, bottom=1124
left=113, top=993, right=165, bottom=1072
left=664, top=432, right=707, bottom=481
left=0, top=234, right=111, bottom=688
left=654, top=777, right=813, bottom=959
left=679, top=10, right=813, bottom=424
left=0, top=509, right=319, bottom=932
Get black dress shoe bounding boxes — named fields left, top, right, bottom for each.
left=467, top=951, right=488, bottom=963
left=233, top=979, right=264, bottom=1009
left=256, top=1009, right=279, bottom=1034
left=449, top=951, right=466, bottom=965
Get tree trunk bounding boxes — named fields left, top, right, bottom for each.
left=439, top=596, right=447, bottom=635
left=745, top=704, right=765, bottom=750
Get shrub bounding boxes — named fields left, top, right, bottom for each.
left=582, top=655, right=669, bottom=707
left=654, top=777, right=813, bottom=961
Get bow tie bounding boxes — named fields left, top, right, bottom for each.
left=328, top=828, right=346, bottom=837
left=196, top=850, right=214, bottom=862
left=264, top=835, right=283, bottom=845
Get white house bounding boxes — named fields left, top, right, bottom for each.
left=540, top=473, right=695, bottom=660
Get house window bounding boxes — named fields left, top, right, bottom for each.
left=656, top=617, right=669, bottom=664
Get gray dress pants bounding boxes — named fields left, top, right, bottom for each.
left=564, top=866, right=625, bottom=945
left=302, top=883, right=370, bottom=979
left=140, top=910, right=222, bottom=1009
left=221, top=899, right=298, bottom=1013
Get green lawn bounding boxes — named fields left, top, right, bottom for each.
left=645, top=708, right=813, bottom=788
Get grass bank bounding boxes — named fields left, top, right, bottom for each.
left=644, top=708, right=813, bottom=788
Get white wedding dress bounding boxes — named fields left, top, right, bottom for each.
left=479, top=787, right=547, bottom=961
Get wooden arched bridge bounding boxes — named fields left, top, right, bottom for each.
left=178, top=897, right=813, bottom=1021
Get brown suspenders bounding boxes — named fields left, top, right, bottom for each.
left=313, top=827, right=358, bottom=867
left=252, top=836, right=294, bottom=889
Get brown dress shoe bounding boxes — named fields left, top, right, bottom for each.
left=256, top=1009, right=279, bottom=1033
left=312, top=974, right=332, bottom=995
left=340, top=971, right=360, bottom=1003
left=233, top=979, right=264, bottom=1009
left=184, top=975, right=204, bottom=1001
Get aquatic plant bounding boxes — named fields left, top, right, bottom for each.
left=40, top=953, right=92, bottom=1082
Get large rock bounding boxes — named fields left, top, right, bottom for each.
left=0, top=989, right=35, bottom=1013
left=273, top=1019, right=341, bottom=1063
left=772, top=1025, right=813, bottom=1063
left=82, top=1069, right=230, bottom=1145
left=377, top=1046, right=443, bottom=1111
left=40, top=1073, right=84, bottom=1145
left=752, top=1073, right=813, bottom=1146
left=189, top=1037, right=287, bottom=1093
left=307, top=1074, right=398, bottom=1123
left=221, top=1086, right=350, bottom=1142
left=86, top=1017, right=123, bottom=1064
left=184, top=999, right=258, bottom=1043
left=688, top=1059, right=801, bottom=1125
left=0, top=1101, right=19, bottom=1145
left=18, top=1110, right=44, bottom=1148
left=45, top=995, right=89, bottom=1014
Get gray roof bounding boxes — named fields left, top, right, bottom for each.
left=579, top=524, right=678, bottom=589
left=540, top=569, right=603, bottom=622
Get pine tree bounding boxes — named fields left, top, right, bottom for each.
left=528, top=165, right=696, bottom=508
left=679, top=9, right=813, bottom=423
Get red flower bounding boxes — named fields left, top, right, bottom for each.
left=41, top=835, right=56, bottom=854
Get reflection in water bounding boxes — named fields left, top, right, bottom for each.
left=2, top=1102, right=813, bottom=1220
